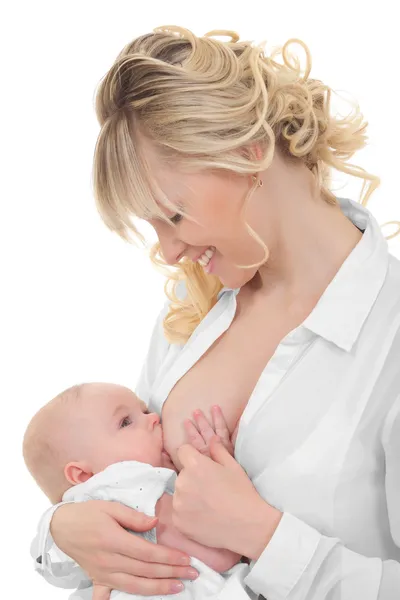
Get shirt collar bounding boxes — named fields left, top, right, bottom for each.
left=218, top=197, right=389, bottom=352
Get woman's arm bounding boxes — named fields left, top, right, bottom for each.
left=44, top=500, right=197, bottom=595
left=242, top=394, right=400, bottom=600
left=30, top=502, right=90, bottom=589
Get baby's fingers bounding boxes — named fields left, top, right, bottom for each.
left=193, top=410, right=216, bottom=446
left=211, top=405, right=231, bottom=445
left=184, top=419, right=210, bottom=455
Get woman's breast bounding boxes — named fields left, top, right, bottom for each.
left=160, top=365, right=246, bottom=471
left=159, top=315, right=288, bottom=471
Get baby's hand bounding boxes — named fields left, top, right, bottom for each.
left=184, top=405, right=235, bottom=458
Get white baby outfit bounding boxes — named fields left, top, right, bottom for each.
left=54, top=461, right=252, bottom=600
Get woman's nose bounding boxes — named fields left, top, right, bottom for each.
left=157, top=231, right=187, bottom=265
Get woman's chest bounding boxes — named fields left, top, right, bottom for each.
left=231, top=337, right=392, bottom=552
left=159, top=305, right=300, bottom=470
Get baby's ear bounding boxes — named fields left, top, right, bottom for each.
left=64, top=462, right=93, bottom=486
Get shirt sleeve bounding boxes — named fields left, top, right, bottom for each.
left=243, top=394, right=400, bottom=600
left=30, top=501, right=90, bottom=589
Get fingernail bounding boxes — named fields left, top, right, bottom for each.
left=179, top=556, right=191, bottom=565
left=147, top=516, right=157, bottom=523
left=187, top=568, right=199, bottom=579
left=170, top=582, right=184, bottom=593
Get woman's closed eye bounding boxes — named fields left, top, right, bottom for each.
left=170, top=213, right=183, bottom=225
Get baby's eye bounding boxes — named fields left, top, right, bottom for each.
left=120, top=416, right=132, bottom=429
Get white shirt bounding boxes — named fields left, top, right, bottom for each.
left=134, top=196, right=400, bottom=599
left=32, top=197, right=400, bottom=599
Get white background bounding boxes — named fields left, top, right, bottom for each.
left=1, top=0, right=400, bottom=597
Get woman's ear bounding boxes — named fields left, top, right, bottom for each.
left=253, top=143, right=263, bottom=161
left=240, top=142, right=263, bottom=162
left=64, top=461, right=93, bottom=486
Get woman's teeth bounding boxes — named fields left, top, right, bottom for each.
left=197, top=246, right=215, bottom=267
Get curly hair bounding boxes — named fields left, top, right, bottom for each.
left=92, top=25, right=400, bottom=344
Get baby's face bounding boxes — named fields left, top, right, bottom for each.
left=79, top=384, right=164, bottom=472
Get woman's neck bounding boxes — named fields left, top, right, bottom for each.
left=246, top=192, right=363, bottom=315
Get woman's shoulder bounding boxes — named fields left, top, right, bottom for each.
left=367, top=255, right=400, bottom=355
left=381, top=254, right=400, bottom=322
left=388, top=250, right=400, bottom=276
left=378, top=252, right=400, bottom=311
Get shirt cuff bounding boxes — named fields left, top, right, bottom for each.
left=32, top=501, right=75, bottom=575
left=244, top=512, right=321, bottom=600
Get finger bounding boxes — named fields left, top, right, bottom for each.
left=96, top=553, right=198, bottom=582
left=92, top=584, right=112, bottom=600
left=111, top=573, right=186, bottom=597
left=107, top=502, right=158, bottom=532
left=211, top=405, right=231, bottom=444
left=116, top=555, right=198, bottom=580
left=177, top=443, right=201, bottom=470
left=209, top=435, right=239, bottom=467
left=226, top=440, right=235, bottom=456
left=184, top=419, right=209, bottom=455
left=116, top=528, right=191, bottom=567
left=193, top=409, right=215, bottom=445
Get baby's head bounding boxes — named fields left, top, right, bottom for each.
left=23, top=383, right=163, bottom=503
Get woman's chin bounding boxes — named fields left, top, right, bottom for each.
left=211, top=253, right=259, bottom=290
left=219, top=269, right=257, bottom=291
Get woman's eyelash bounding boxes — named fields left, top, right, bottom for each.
left=170, top=213, right=183, bottom=225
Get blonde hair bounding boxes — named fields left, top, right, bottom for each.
left=92, top=25, right=400, bottom=344
left=23, top=385, right=85, bottom=503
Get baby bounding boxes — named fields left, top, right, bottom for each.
left=23, top=382, right=249, bottom=600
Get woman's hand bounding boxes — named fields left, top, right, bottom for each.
left=184, top=405, right=235, bottom=457
left=92, top=584, right=112, bottom=600
left=173, top=436, right=283, bottom=560
left=50, top=501, right=198, bottom=596
left=161, top=448, right=178, bottom=472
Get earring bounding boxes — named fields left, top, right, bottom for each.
left=251, top=174, right=263, bottom=187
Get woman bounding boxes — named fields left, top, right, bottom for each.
left=31, top=25, right=400, bottom=599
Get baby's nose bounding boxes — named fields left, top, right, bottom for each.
left=147, top=412, right=160, bottom=429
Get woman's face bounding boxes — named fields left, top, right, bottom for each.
left=146, top=165, right=268, bottom=289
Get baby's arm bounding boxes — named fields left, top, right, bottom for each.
left=155, top=493, right=241, bottom=572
